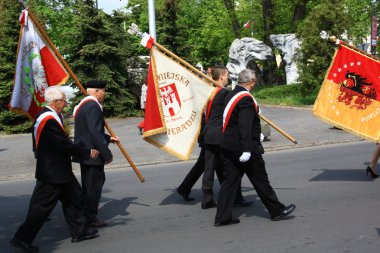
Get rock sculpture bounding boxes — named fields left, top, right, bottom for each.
left=227, top=37, right=273, bottom=87
left=270, top=34, right=301, bottom=84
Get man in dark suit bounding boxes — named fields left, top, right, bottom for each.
left=10, top=86, right=100, bottom=252
left=73, top=80, right=118, bottom=227
left=176, top=113, right=206, bottom=201
left=201, top=66, right=252, bottom=209
left=214, top=69, right=296, bottom=226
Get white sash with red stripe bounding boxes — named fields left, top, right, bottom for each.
left=205, top=87, right=223, bottom=123
left=73, top=96, right=102, bottom=118
left=34, top=111, right=64, bottom=148
left=222, top=91, right=260, bottom=133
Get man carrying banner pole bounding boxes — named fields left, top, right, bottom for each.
left=73, top=80, right=119, bottom=227
left=215, top=69, right=296, bottom=226
left=201, top=66, right=252, bottom=209
left=12, top=2, right=144, bottom=182
left=10, top=87, right=99, bottom=252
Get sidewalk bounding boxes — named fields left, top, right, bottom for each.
left=0, top=105, right=364, bottom=181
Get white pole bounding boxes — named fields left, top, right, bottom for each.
left=148, top=0, right=157, bottom=40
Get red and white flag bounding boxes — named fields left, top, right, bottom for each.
left=142, top=43, right=216, bottom=160
left=243, top=20, right=253, bottom=29
left=140, top=32, right=155, bottom=49
left=10, top=10, right=69, bottom=120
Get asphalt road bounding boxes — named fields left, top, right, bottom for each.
left=1, top=141, right=380, bottom=253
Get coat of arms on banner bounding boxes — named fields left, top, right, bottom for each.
left=160, top=83, right=181, bottom=117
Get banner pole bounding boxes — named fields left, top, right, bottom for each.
left=153, top=42, right=219, bottom=86
left=259, top=115, right=297, bottom=144
left=21, top=4, right=144, bottom=182
left=153, top=41, right=297, bottom=144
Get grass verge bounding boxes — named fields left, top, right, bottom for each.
left=253, top=84, right=316, bottom=106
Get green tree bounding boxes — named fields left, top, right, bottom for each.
left=67, top=0, right=135, bottom=117
left=296, top=0, right=349, bottom=95
left=27, top=0, right=78, bottom=55
left=157, top=0, right=180, bottom=54
left=344, top=0, right=379, bottom=48
left=176, top=0, right=236, bottom=66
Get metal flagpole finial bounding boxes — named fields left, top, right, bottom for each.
left=128, top=23, right=143, bottom=38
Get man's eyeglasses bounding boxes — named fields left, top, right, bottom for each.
left=55, top=99, right=68, bottom=103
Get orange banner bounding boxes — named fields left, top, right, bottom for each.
left=314, top=43, right=380, bottom=142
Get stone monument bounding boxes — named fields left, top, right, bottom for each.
left=269, top=34, right=301, bottom=84
left=227, top=37, right=273, bottom=88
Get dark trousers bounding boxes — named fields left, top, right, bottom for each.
left=14, top=179, right=86, bottom=243
left=177, top=147, right=205, bottom=195
left=80, top=164, right=105, bottom=223
left=215, top=151, right=285, bottom=223
left=202, top=145, right=244, bottom=205
left=202, top=145, right=224, bottom=204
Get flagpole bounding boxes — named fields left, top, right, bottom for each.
left=19, top=2, right=145, bottom=182
left=259, top=115, right=297, bottom=144
left=152, top=41, right=297, bottom=144
left=153, top=42, right=219, bottom=86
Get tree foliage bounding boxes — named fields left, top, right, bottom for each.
left=60, top=0, right=136, bottom=117
left=296, top=0, right=350, bottom=95
left=344, top=0, right=380, bottom=48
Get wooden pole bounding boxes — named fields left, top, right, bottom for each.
left=153, top=42, right=218, bottom=86
left=259, top=115, right=297, bottom=144
left=153, top=41, right=297, bottom=144
left=22, top=5, right=144, bottom=182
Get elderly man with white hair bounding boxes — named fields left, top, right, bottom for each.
left=214, top=69, right=296, bottom=226
left=10, top=86, right=100, bottom=252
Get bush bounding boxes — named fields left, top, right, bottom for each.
left=0, top=111, right=32, bottom=134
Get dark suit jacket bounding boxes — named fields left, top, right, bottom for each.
left=72, top=98, right=113, bottom=165
left=221, top=85, right=264, bottom=154
left=203, top=88, right=228, bottom=146
left=33, top=107, right=91, bottom=184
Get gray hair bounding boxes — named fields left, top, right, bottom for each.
left=237, top=69, right=256, bottom=84
left=44, top=86, right=64, bottom=104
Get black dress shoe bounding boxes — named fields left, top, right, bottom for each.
left=201, top=201, right=217, bottom=209
left=10, top=237, right=39, bottom=252
left=234, top=199, right=254, bottom=207
left=271, top=204, right=296, bottom=221
left=214, top=218, right=240, bottom=227
left=71, top=227, right=99, bottom=243
left=176, top=189, right=194, bottom=201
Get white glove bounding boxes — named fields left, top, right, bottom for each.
left=260, top=133, right=265, bottom=142
left=239, top=152, right=251, bottom=162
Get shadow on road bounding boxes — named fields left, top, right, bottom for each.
left=309, top=168, right=372, bottom=182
